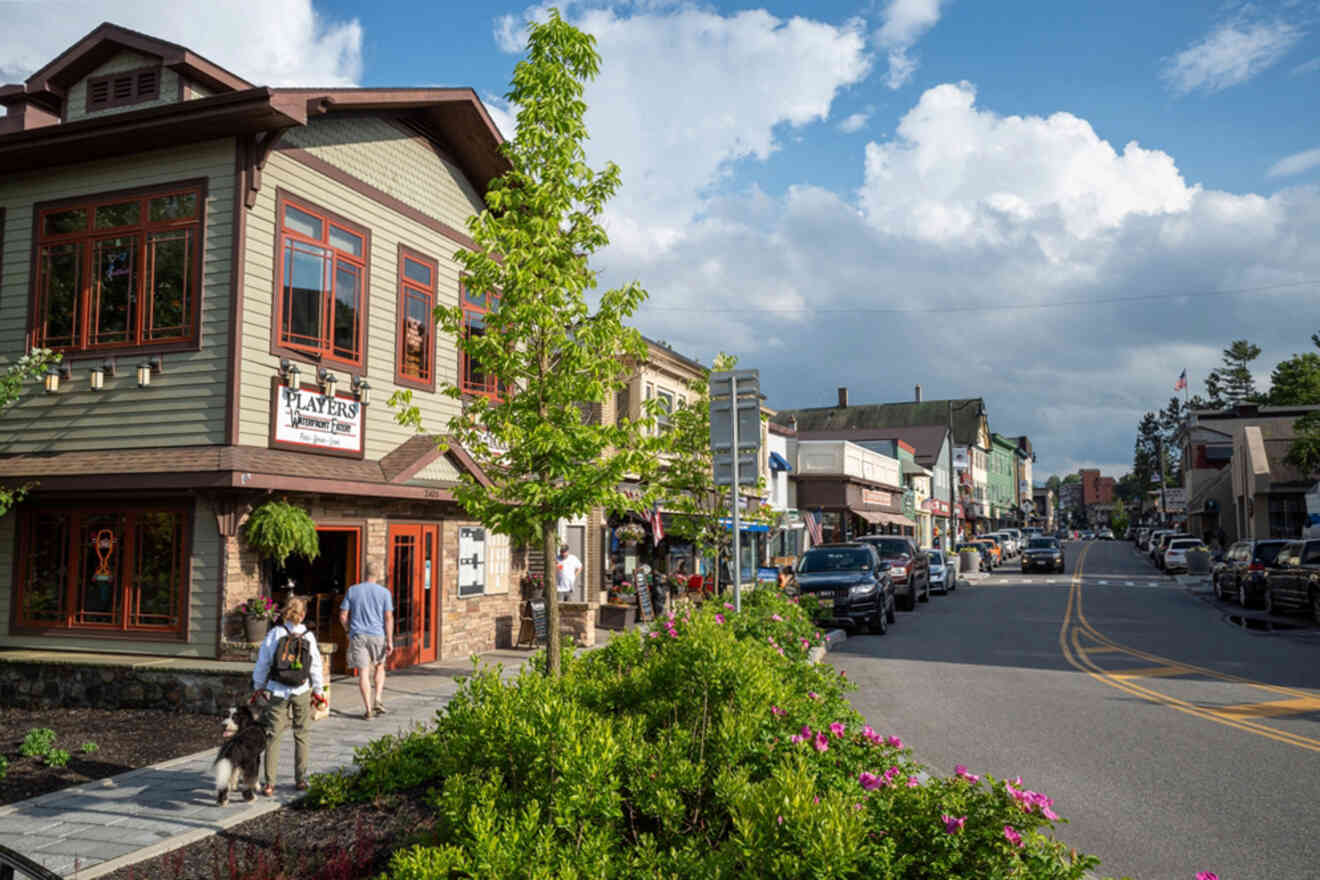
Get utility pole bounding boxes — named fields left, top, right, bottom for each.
left=947, top=400, right=957, bottom=551
left=1156, top=435, right=1169, bottom=527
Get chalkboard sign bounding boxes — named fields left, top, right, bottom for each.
left=528, top=600, right=547, bottom=644
left=634, top=571, right=654, bottom=621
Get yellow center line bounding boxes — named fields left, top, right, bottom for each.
left=1059, top=545, right=1320, bottom=754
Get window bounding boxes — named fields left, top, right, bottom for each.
left=32, top=184, right=202, bottom=353
left=15, top=504, right=190, bottom=636
left=396, top=246, right=437, bottom=389
left=459, top=283, right=502, bottom=398
left=655, top=388, right=674, bottom=427
left=275, top=193, right=368, bottom=368
left=85, top=67, right=160, bottom=112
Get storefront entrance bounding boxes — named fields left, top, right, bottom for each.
left=387, top=523, right=439, bottom=668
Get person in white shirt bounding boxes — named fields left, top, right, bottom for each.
left=252, top=596, right=324, bottom=795
left=556, top=544, right=582, bottom=601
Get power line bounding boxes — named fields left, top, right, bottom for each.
left=635, top=279, right=1318, bottom=314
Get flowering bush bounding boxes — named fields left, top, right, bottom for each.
left=615, top=523, right=645, bottom=543
left=307, top=590, right=1119, bottom=879
left=242, top=596, right=277, bottom=620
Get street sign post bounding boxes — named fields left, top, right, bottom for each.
left=710, top=369, right=761, bottom=612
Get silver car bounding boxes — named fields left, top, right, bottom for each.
left=928, top=549, right=958, bottom=594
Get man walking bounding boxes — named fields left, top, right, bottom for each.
left=339, top=561, right=393, bottom=720
left=556, top=543, right=582, bottom=602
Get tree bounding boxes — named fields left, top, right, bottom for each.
left=1286, top=412, right=1320, bottom=476
left=1110, top=498, right=1129, bottom=538
left=0, top=349, right=60, bottom=516
left=392, top=11, right=661, bottom=675
left=1132, top=411, right=1161, bottom=495
left=1045, top=474, right=1061, bottom=493
left=1158, top=397, right=1185, bottom=483
left=1204, top=339, right=1262, bottom=408
left=1268, top=332, right=1320, bottom=405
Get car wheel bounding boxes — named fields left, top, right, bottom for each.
left=1310, top=587, right=1320, bottom=627
left=1213, top=576, right=1223, bottom=601
left=918, top=578, right=930, bottom=602
left=1238, top=580, right=1250, bottom=609
left=886, top=595, right=897, bottom=623
left=948, top=575, right=956, bottom=592
left=869, top=606, right=889, bottom=634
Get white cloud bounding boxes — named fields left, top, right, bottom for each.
left=1268, top=146, right=1320, bottom=178
left=875, top=0, right=943, bottom=89
left=1161, top=17, right=1303, bottom=94
left=837, top=111, right=871, bottom=133
left=1294, top=56, right=1320, bottom=75
left=0, top=0, right=362, bottom=85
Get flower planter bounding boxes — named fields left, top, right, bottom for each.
left=597, top=604, right=636, bottom=631
left=244, top=616, right=270, bottom=644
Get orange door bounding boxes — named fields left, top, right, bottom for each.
left=386, top=524, right=439, bottom=669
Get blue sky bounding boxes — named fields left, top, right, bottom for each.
left=4, top=0, right=1320, bottom=478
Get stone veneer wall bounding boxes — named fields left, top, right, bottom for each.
left=0, top=660, right=250, bottom=716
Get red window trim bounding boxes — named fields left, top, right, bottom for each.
left=395, top=244, right=438, bottom=392
left=270, top=188, right=371, bottom=372
left=85, top=65, right=162, bottom=113
left=459, top=280, right=502, bottom=401
left=28, top=179, right=206, bottom=357
left=11, top=501, right=193, bottom=640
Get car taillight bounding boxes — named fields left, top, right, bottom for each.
left=1248, top=562, right=1264, bottom=572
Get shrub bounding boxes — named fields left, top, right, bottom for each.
left=81, top=741, right=99, bottom=754
left=45, top=749, right=71, bottom=769
left=0, top=755, right=7, bottom=779
left=20, top=728, right=56, bottom=759
left=305, top=591, right=1107, bottom=879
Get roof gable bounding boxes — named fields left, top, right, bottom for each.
left=775, top=398, right=985, bottom=446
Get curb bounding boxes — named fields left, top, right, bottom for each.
left=807, top=628, right=846, bottom=664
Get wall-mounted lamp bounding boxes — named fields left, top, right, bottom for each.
left=318, top=368, right=338, bottom=398
left=352, top=375, right=371, bottom=406
left=279, top=358, right=303, bottom=392
left=137, top=355, right=164, bottom=388
left=44, top=362, right=71, bottom=394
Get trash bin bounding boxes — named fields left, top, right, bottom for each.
left=959, top=549, right=980, bottom=574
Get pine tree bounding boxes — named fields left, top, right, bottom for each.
left=1204, top=339, right=1262, bottom=408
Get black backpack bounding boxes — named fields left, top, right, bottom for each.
left=268, top=626, right=312, bottom=687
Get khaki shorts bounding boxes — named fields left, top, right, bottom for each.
left=348, top=634, right=387, bottom=669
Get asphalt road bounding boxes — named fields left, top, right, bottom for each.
left=829, top=539, right=1320, bottom=880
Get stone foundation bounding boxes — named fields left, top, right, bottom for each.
left=558, top=602, right=596, bottom=646
left=0, top=659, right=251, bottom=716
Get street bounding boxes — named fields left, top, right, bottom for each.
left=830, top=540, right=1320, bottom=880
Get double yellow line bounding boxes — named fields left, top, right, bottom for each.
left=1058, top=544, right=1320, bottom=753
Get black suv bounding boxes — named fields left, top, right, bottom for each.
left=856, top=535, right=930, bottom=611
left=1211, top=539, right=1289, bottom=607
left=794, top=543, right=896, bottom=634
left=1021, top=537, right=1065, bottom=573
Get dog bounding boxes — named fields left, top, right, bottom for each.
left=213, top=703, right=266, bottom=805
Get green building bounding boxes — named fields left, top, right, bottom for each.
left=989, top=434, right=1018, bottom=529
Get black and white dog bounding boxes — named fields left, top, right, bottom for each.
left=213, top=704, right=266, bottom=805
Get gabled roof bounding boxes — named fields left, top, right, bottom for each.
left=775, top=398, right=986, bottom=447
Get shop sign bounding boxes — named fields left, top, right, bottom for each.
left=925, top=498, right=951, bottom=516
left=458, top=526, right=486, bottom=597
left=861, top=488, right=891, bottom=507
left=271, top=383, right=364, bottom=456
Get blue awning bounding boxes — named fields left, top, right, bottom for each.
left=719, top=519, right=771, bottom=532
left=769, top=451, right=792, bottom=472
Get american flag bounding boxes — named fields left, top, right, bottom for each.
left=1174, top=369, right=1187, bottom=391
left=804, top=510, right=823, bottom=546
left=650, top=503, right=665, bottom=546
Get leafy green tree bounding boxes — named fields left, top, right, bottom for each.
left=1286, top=412, right=1320, bottom=476
left=392, top=11, right=661, bottom=675
left=1, top=349, right=60, bottom=516
left=1132, top=411, right=1161, bottom=496
left=1110, top=498, right=1129, bottom=537
left=1204, top=339, right=1262, bottom=408
left=1158, top=397, right=1186, bottom=482
left=1268, top=332, right=1320, bottom=405
left=1045, top=474, right=1061, bottom=493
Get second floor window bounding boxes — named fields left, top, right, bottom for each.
left=396, top=248, right=437, bottom=388
left=33, top=184, right=202, bottom=352
left=276, top=194, right=367, bottom=367
left=460, top=285, right=501, bottom=398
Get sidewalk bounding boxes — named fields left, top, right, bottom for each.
left=0, top=649, right=533, bottom=878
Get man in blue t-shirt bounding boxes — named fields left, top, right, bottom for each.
left=339, top=561, right=394, bottom=719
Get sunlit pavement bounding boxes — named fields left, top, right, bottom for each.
left=828, top=540, right=1320, bottom=880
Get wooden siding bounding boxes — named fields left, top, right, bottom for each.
left=0, top=495, right=220, bottom=658
left=65, top=50, right=180, bottom=123
left=282, top=117, right=486, bottom=231
left=0, top=139, right=235, bottom=452
left=410, top=453, right=461, bottom=484
left=238, top=146, right=470, bottom=459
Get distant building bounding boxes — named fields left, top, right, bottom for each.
left=1080, top=469, right=1115, bottom=505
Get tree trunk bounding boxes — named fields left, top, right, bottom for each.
left=543, top=522, right=561, bottom=675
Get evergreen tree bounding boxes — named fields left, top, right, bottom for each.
left=1132, top=411, right=1161, bottom=495
left=1204, top=339, right=1262, bottom=408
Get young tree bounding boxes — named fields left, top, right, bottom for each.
left=0, top=349, right=60, bottom=516
left=1204, top=339, right=1262, bottom=408
left=392, top=11, right=661, bottom=675
left=1268, top=332, right=1320, bottom=405
left=1110, top=498, right=1130, bottom=538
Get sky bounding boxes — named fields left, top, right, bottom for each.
left=3, top=0, right=1319, bottom=480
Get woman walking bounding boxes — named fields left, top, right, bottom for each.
left=252, top=596, right=325, bottom=794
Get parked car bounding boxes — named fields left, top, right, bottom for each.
left=1022, top=537, right=1066, bottom=573
left=1152, top=532, right=1194, bottom=568
left=793, top=543, right=896, bottom=634
left=1261, top=539, right=1320, bottom=623
left=928, top=549, right=957, bottom=593
left=1146, top=529, right=1174, bottom=561
left=986, top=532, right=1015, bottom=558
left=1080, top=531, right=1095, bottom=541
left=1162, top=537, right=1208, bottom=574
left=1212, top=539, right=1290, bottom=607
left=1002, top=528, right=1024, bottom=556
left=1098, top=528, right=1115, bottom=540
left=1135, top=527, right=1150, bottom=546
left=856, top=535, right=930, bottom=611
left=1022, top=527, right=1043, bottom=540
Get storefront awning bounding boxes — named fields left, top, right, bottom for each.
left=769, top=451, right=792, bottom=472
left=718, top=518, right=771, bottom=532
left=852, top=509, right=917, bottom=528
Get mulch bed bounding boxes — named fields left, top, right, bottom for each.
left=0, top=708, right=218, bottom=806
left=99, top=788, right=434, bottom=880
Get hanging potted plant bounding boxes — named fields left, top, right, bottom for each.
left=241, top=596, right=277, bottom=644
left=241, top=499, right=319, bottom=639
left=616, top=523, right=645, bottom=547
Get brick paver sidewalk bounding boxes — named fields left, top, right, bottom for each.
left=0, top=651, right=531, bottom=878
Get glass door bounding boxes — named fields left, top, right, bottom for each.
left=387, top=524, right=440, bottom=668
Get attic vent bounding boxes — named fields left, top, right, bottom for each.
left=85, top=66, right=162, bottom=112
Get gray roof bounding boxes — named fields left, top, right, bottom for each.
left=774, top=398, right=985, bottom=447
left=795, top=424, right=950, bottom=467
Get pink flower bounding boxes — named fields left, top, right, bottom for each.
left=800, top=724, right=813, bottom=739
left=1195, top=874, right=1219, bottom=880
left=776, top=815, right=784, bottom=825
left=789, top=734, right=804, bottom=744
left=813, top=796, right=820, bottom=804
left=724, top=602, right=735, bottom=610
left=1041, top=805, right=1060, bottom=821
left=942, top=814, right=966, bottom=834
left=859, top=772, right=882, bottom=790
left=807, top=691, right=820, bottom=700
left=885, top=735, right=903, bottom=749
left=813, top=732, right=830, bottom=752
left=829, top=722, right=846, bottom=737
left=668, top=630, right=678, bottom=639
left=955, top=765, right=980, bottom=784
left=772, top=614, right=783, bottom=622
left=1010, top=776, right=1023, bottom=787
left=715, top=613, right=725, bottom=624
left=862, top=724, right=877, bottom=741
left=770, top=705, right=786, bottom=716
left=647, top=632, right=658, bottom=639
left=1003, top=826, right=1023, bottom=848
left=907, top=776, right=920, bottom=788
